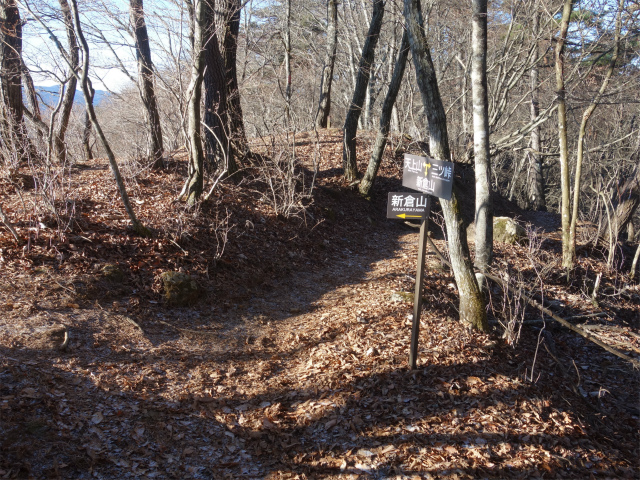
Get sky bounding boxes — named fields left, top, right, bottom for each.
left=20, top=0, right=160, bottom=93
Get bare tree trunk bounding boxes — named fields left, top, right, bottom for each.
left=203, top=1, right=232, bottom=176
left=82, top=78, right=95, bottom=161
left=315, top=0, right=338, bottom=129
left=555, top=0, right=573, bottom=269
left=283, top=0, right=292, bottom=124
left=68, top=0, right=149, bottom=236
left=359, top=30, right=409, bottom=196
left=217, top=0, right=250, bottom=162
left=471, top=0, right=492, bottom=282
left=185, top=0, right=207, bottom=204
left=130, top=0, right=164, bottom=168
left=569, top=0, right=623, bottom=259
left=528, top=11, right=545, bottom=211
left=342, top=0, right=384, bottom=181
left=21, top=64, right=40, bottom=124
left=403, top=0, right=487, bottom=331
left=0, top=0, right=29, bottom=160
left=52, top=0, right=78, bottom=164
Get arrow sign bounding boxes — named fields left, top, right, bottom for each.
left=402, top=154, right=454, bottom=200
left=387, top=192, right=430, bottom=220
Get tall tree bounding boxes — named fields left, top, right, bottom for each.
left=283, top=0, right=292, bottom=123
left=527, top=10, right=545, bottom=211
left=555, top=0, right=573, bottom=269
left=130, top=0, right=164, bottom=168
left=68, top=0, right=149, bottom=235
left=359, top=30, right=410, bottom=196
left=404, top=0, right=487, bottom=331
left=569, top=0, right=624, bottom=262
left=52, top=0, right=78, bottom=164
left=471, top=0, right=492, bottom=283
left=217, top=0, right=250, bottom=162
left=203, top=1, right=232, bottom=176
left=184, top=0, right=207, bottom=204
left=342, top=0, right=384, bottom=181
left=0, top=0, right=28, bottom=160
left=315, top=0, right=338, bottom=129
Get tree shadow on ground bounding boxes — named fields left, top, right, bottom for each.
left=1, top=301, right=637, bottom=479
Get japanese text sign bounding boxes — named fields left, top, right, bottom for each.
left=386, top=192, right=430, bottom=220
left=402, top=153, right=454, bottom=200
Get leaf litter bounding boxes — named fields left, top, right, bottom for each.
left=0, top=130, right=638, bottom=479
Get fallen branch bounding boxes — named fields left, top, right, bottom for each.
left=0, top=204, right=23, bottom=245
left=156, top=319, right=219, bottom=336
left=59, top=327, right=69, bottom=351
left=425, top=236, right=640, bottom=368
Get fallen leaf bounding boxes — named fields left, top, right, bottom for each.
left=91, top=412, right=104, bottom=424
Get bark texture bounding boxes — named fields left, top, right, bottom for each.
left=342, top=0, right=384, bottom=181
left=217, top=0, right=250, bottom=162
left=315, top=0, right=338, bottom=129
left=403, top=0, right=487, bottom=331
left=0, top=0, right=28, bottom=159
left=203, top=2, right=232, bottom=175
left=471, top=0, right=492, bottom=278
left=359, top=30, right=409, bottom=196
left=130, top=0, right=164, bottom=168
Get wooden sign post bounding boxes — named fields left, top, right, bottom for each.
left=387, top=154, right=454, bottom=369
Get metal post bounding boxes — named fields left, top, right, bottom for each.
left=409, top=197, right=430, bottom=369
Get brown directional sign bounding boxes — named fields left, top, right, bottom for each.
left=387, top=192, right=430, bottom=220
left=402, top=153, right=454, bottom=200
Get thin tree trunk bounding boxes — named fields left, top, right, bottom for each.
left=82, top=78, right=95, bottom=161
left=283, top=0, right=292, bottom=124
left=342, top=0, right=384, bottom=181
left=68, top=0, right=149, bottom=236
left=21, top=62, right=45, bottom=143
left=315, top=0, right=338, bottom=129
left=203, top=1, right=232, bottom=176
left=21, top=65, right=41, bottom=124
left=528, top=11, right=545, bottom=211
left=185, top=0, right=207, bottom=204
left=555, top=0, right=573, bottom=269
left=130, top=0, right=164, bottom=168
left=403, top=0, right=487, bottom=331
left=53, top=0, right=78, bottom=164
left=569, top=0, right=623, bottom=259
left=471, top=0, right=492, bottom=282
left=359, top=30, right=409, bottom=196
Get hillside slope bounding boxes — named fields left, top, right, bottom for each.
left=0, top=130, right=638, bottom=479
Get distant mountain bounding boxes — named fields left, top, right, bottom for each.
left=31, top=85, right=109, bottom=109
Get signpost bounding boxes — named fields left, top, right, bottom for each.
left=386, top=192, right=430, bottom=220
left=387, top=153, right=454, bottom=369
left=402, top=153, right=453, bottom=200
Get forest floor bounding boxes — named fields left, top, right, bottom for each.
left=0, top=130, right=639, bottom=479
